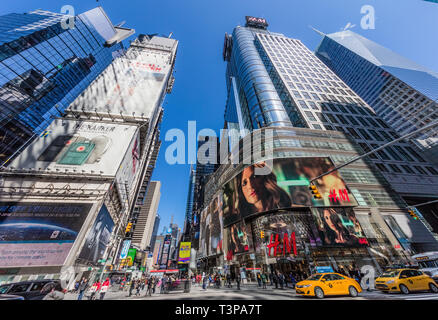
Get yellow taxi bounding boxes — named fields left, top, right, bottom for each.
left=295, top=273, right=362, bottom=299
left=375, top=268, right=438, bottom=294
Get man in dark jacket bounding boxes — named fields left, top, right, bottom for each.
left=272, top=273, right=279, bottom=289
left=77, top=277, right=88, bottom=300
left=236, top=274, right=241, bottom=290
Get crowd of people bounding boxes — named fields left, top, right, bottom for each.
left=72, top=273, right=191, bottom=300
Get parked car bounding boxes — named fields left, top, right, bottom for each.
left=0, top=280, right=63, bottom=300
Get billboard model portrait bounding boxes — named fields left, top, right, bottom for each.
left=222, top=157, right=357, bottom=226
left=9, top=119, right=138, bottom=176
left=312, top=207, right=368, bottom=246
left=78, top=205, right=114, bottom=265
left=0, top=202, right=92, bottom=267
left=209, top=193, right=223, bottom=255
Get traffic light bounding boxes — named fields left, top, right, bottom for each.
left=125, top=222, right=133, bottom=233
left=408, top=209, right=419, bottom=220
left=260, top=230, right=265, bottom=240
left=309, top=184, right=322, bottom=199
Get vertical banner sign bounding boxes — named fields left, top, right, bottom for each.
left=178, top=242, right=191, bottom=264
left=119, top=240, right=131, bottom=259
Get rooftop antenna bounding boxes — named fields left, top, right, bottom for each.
left=309, top=25, right=326, bottom=37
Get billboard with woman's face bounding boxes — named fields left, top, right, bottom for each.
left=209, top=193, right=223, bottom=255
left=312, top=207, right=368, bottom=247
left=222, top=157, right=357, bottom=227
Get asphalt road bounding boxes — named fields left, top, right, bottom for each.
left=64, top=283, right=438, bottom=300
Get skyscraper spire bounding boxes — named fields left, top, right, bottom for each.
left=309, top=25, right=326, bottom=37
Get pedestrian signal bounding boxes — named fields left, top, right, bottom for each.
left=309, top=185, right=322, bottom=199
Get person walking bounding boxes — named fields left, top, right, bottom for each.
left=135, top=279, right=141, bottom=296
left=261, top=273, right=267, bottom=289
left=226, top=273, right=232, bottom=288
left=289, top=273, right=297, bottom=289
left=236, top=274, right=241, bottom=290
left=256, top=273, right=262, bottom=287
left=278, top=273, right=284, bottom=289
left=100, top=278, right=110, bottom=300
left=89, top=280, right=101, bottom=300
left=128, top=278, right=136, bottom=297
left=77, top=278, right=88, bottom=300
left=146, top=277, right=152, bottom=296
left=152, top=277, right=157, bottom=294
left=202, top=274, right=208, bottom=290
left=269, top=273, right=273, bottom=286
left=272, top=273, right=278, bottom=289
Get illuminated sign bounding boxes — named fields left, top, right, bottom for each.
left=245, top=16, right=268, bottom=29
left=328, top=189, right=351, bottom=204
left=266, top=232, right=297, bottom=257
left=178, top=242, right=191, bottom=264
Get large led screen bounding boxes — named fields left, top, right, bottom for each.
left=0, top=202, right=92, bottom=267
left=222, top=157, right=357, bottom=226
left=77, top=205, right=114, bottom=265
left=312, top=207, right=368, bottom=247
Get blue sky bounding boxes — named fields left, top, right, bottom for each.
left=2, top=0, right=438, bottom=233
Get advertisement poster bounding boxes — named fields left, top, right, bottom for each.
left=127, top=248, right=137, bottom=267
left=9, top=119, right=137, bottom=176
left=222, top=157, right=357, bottom=227
left=312, top=207, right=368, bottom=247
left=67, top=45, right=173, bottom=120
left=119, top=240, right=131, bottom=260
left=78, top=205, right=114, bottom=265
left=178, top=242, right=191, bottom=264
left=0, top=202, right=92, bottom=267
left=226, top=221, right=252, bottom=255
left=199, top=206, right=210, bottom=258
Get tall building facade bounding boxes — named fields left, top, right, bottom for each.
left=194, top=17, right=438, bottom=279
left=0, top=7, right=132, bottom=165
left=315, top=30, right=438, bottom=164
left=0, top=25, right=178, bottom=286
left=314, top=30, right=438, bottom=232
left=149, top=214, right=161, bottom=251
left=131, top=181, right=161, bottom=251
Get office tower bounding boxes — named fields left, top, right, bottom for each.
left=0, top=7, right=133, bottom=165
left=193, top=16, right=438, bottom=277
left=149, top=214, right=161, bottom=251
left=0, top=29, right=177, bottom=285
left=183, top=166, right=196, bottom=240
left=131, top=181, right=161, bottom=251
left=185, top=136, right=220, bottom=250
left=315, top=30, right=438, bottom=165
left=223, top=17, right=438, bottom=232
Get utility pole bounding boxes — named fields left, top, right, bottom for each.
left=310, top=120, right=438, bottom=183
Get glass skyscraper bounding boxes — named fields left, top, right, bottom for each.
left=315, top=30, right=438, bottom=165
left=0, top=7, right=133, bottom=165
left=223, top=19, right=438, bottom=208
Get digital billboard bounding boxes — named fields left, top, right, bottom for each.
left=77, top=205, right=114, bottom=265
left=225, top=221, right=252, bottom=256
left=312, top=207, right=368, bottom=247
left=9, top=119, right=138, bottom=176
left=199, top=193, right=224, bottom=258
left=0, top=202, right=92, bottom=267
left=222, top=157, right=357, bottom=227
left=178, top=242, right=191, bottom=264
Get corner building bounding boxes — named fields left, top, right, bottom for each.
left=195, top=17, right=438, bottom=281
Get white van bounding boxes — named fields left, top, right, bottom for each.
left=412, top=252, right=438, bottom=282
